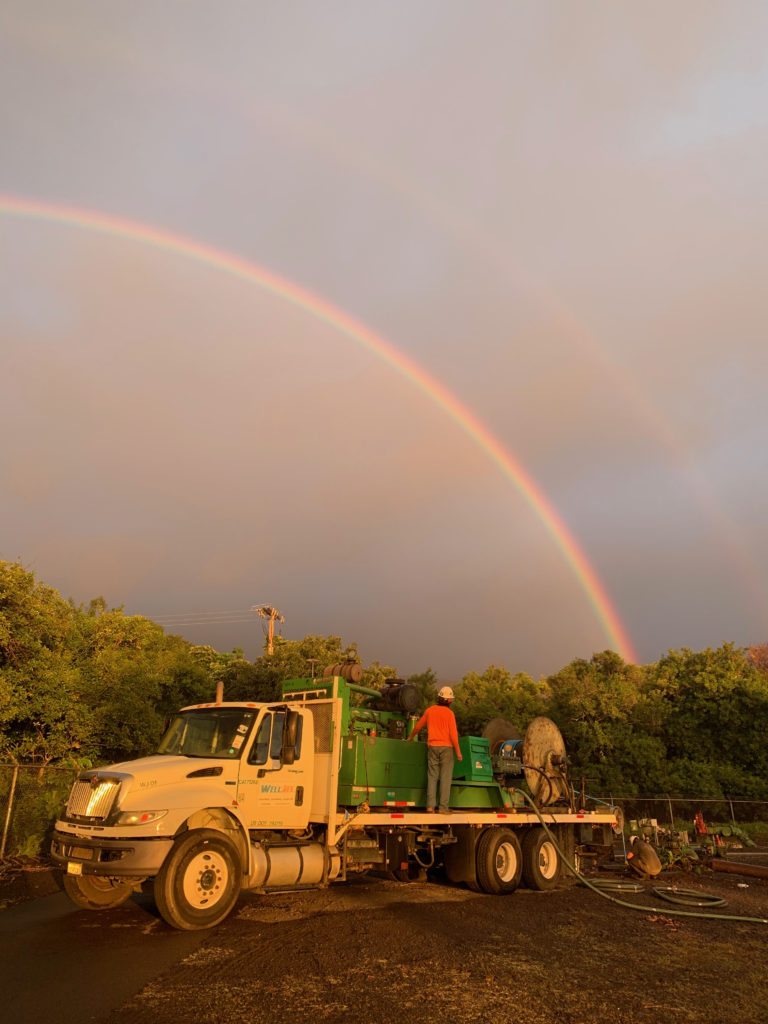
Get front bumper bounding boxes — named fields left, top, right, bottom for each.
left=51, top=829, right=174, bottom=877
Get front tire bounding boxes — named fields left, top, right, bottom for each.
left=63, top=873, right=134, bottom=910
left=476, top=828, right=522, bottom=894
left=154, top=828, right=242, bottom=930
left=521, top=828, right=560, bottom=890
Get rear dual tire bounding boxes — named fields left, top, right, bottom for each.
left=476, top=828, right=523, bottom=894
left=521, top=828, right=561, bottom=890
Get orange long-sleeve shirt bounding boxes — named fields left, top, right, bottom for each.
left=411, top=704, right=461, bottom=756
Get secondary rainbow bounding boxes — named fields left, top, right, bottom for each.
left=0, top=194, right=637, bottom=662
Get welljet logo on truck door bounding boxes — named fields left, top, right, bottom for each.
left=244, top=783, right=297, bottom=826
left=242, top=781, right=297, bottom=807
left=238, top=779, right=296, bottom=798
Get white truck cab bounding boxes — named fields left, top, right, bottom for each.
left=51, top=700, right=322, bottom=928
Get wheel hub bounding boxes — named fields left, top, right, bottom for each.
left=495, top=842, right=517, bottom=882
left=182, top=850, right=227, bottom=908
left=199, top=868, right=217, bottom=891
left=538, top=841, right=557, bottom=878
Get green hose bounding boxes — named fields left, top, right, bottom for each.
left=651, top=886, right=726, bottom=908
left=518, top=790, right=768, bottom=925
left=582, top=878, right=644, bottom=893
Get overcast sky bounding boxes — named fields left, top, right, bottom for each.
left=2, top=1, right=768, bottom=679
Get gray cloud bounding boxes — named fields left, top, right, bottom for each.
left=2, top=1, right=768, bottom=677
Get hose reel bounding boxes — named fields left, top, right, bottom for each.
left=522, top=716, right=570, bottom=807
left=483, top=715, right=571, bottom=807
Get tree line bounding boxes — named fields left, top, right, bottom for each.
left=2, top=559, right=767, bottom=799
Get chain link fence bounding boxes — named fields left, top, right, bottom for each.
left=597, top=794, right=768, bottom=829
left=0, top=763, right=79, bottom=858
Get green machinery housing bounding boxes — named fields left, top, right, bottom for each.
left=282, top=672, right=528, bottom=811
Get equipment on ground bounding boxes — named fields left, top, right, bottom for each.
left=626, top=815, right=756, bottom=873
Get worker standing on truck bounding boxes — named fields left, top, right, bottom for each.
left=409, top=686, right=463, bottom=813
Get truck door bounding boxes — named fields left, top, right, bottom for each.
left=237, top=706, right=312, bottom=830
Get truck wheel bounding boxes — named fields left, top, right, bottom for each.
left=521, top=828, right=560, bottom=890
left=154, top=828, right=243, bottom=930
left=63, top=873, right=134, bottom=910
left=476, top=828, right=522, bottom=894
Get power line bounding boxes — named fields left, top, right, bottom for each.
left=156, top=617, right=257, bottom=628
left=148, top=608, right=259, bottom=630
left=149, top=608, right=255, bottom=622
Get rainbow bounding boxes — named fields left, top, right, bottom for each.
left=0, top=194, right=637, bottom=662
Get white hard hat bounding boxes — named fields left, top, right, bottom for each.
left=438, top=686, right=454, bottom=700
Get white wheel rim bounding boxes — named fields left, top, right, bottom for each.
left=538, top=840, right=558, bottom=879
left=182, top=849, right=228, bottom=909
left=494, top=842, right=518, bottom=882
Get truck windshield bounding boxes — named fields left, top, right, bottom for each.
left=157, top=709, right=256, bottom=759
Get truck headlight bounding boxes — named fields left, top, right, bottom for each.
left=114, top=809, right=168, bottom=826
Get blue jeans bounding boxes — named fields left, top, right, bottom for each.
left=427, top=746, right=455, bottom=812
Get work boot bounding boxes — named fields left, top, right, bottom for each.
left=425, top=807, right=435, bottom=813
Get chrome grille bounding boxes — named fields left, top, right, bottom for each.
left=66, top=778, right=121, bottom=820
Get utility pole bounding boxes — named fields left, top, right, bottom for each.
left=252, top=604, right=285, bottom=655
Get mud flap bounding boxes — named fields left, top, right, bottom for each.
left=443, top=826, right=480, bottom=891
left=555, top=824, right=578, bottom=886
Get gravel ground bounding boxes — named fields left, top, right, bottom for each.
left=3, top=851, right=767, bottom=1024
left=105, top=858, right=768, bottom=1024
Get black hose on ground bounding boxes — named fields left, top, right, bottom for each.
left=518, top=790, right=768, bottom=925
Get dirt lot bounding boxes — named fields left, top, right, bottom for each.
left=4, top=854, right=768, bottom=1024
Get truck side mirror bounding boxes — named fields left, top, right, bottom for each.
left=281, top=710, right=300, bottom=765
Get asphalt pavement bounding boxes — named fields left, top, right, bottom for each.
left=0, top=889, right=205, bottom=1024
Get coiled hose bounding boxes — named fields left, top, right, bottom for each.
left=651, top=887, right=726, bottom=908
left=586, top=879, right=644, bottom=893
left=519, top=790, right=768, bottom=925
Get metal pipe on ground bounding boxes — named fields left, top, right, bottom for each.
left=708, top=859, right=768, bottom=880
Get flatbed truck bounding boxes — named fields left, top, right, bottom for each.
left=51, top=668, right=617, bottom=929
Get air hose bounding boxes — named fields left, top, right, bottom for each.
left=518, top=790, right=768, bottom=925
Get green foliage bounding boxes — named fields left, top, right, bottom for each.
left=452, top=665, right=549, bottom=735
left=545, top=650, right=649, bottom=790
left=0, top=562, right=91, bottom=764
left=237, top=634, right=361, bottom=703
left=647, top=644, right=768, bottom=798
left=1, top=765, right=78, bottom=857
left=4, top=558, right=768, bottom=819
left=733, top=820, right=768, bottom=843
left=0, top=561, right=214, bottom=765
left=361, top=660, right=399, bottom=690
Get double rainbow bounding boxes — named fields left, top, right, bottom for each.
left=0, top=195, right=637, bottom=662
